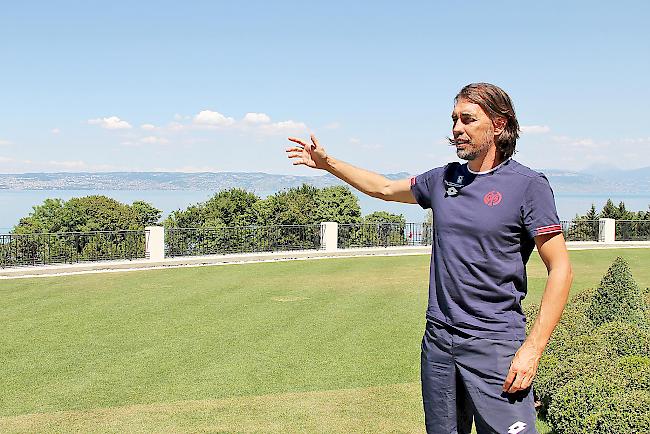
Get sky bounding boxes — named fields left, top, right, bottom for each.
left=1, top=0, right=649, bottom=176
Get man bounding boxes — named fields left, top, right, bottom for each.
left=285, top=83, right=573, bottom=433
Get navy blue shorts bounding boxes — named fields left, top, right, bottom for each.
left=421, top=319, right=538, bottom=434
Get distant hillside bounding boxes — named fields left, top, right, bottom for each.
left=0, top=167, right=649, bottom=194
left=542, top=167, right=650, bottom=194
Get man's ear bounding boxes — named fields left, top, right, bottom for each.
left=493, top=117, right=507, bottom=136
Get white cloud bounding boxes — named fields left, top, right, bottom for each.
left=150, top=165, right=221, bottom=172
left=0, top=139, right=11, bottom=146
left=51, top=128, right=61, bottom=134
left=88, top=116, right=132, bottom=130
left=621, top=137, right=650, bottom=145
left=243, top=112, right=271, bottom=124
left=260, top=120, right=308, bottom=135
left=140, top=136, right=169, bottom=145
left=348, top=137, right=382, bottom=149
left=551, top=135, right=599, bottom=148
left=141, top=123, right=156, bottom=130
left=46, top=160, right=87, bottom=169
left=323, top=122, right=341, bottom=130
left=193, top=110, right=235, bottom=127
left=0, top=157, right=120, bottom=172
left=167, top=121, right=185, bottom=132
left=520, top=125, right=550, bottom=134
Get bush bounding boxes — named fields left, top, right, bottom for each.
left=533, top=258, right=650, bottom=432
left=546, top=376, right=614, bottom=434
left=594, top=321, right=650, bottom=357
left=587, top=257, right=646, bottom=328
left=535, top=347, right=610, bottom=413
left=592, top=389, right=650, bottom=434
left=548, top=377, right=650, bottom=434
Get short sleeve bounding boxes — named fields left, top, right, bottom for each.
left=410, top=168, right=439, bottom=210
left=522, top=174, right=562, bottom=238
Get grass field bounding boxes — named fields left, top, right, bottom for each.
left=1, top=249, right=649, bottom=433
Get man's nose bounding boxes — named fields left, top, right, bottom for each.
left=452, top=119, right=464, bottom=137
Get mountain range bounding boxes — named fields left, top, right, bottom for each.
left=0, top=166, right=649, bottom=194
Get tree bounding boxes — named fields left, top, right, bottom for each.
left=9, top=195, right=155, bottom=265
left=314, top=186, right=362, bottom=224
left=256, top=184, right=320, bottom=226
left=339, top=211, right=408, bottom=248
left=363, top=211, right=405, bottom=224
left=163, top=189, right=262, bottom=256
left=585, top=203, right=598, bottom=220
left=600, top=199, right=619, bottom=219
left=13, top=195, right=144, bottom=233
left=164, top=188, right=261, bottom=228
left=13, top=198, right=66, bottom=234
left=131, top=200, right=162, bottom=227
left=254, top=184, right=362, bottom=227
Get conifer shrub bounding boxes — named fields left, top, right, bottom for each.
left=548, top=375, right=650, bottom=434
left=594, top=321, right=650, bottom=357
left=587, top=256, right=646, bottom=327
left=529, top=257, right=650, bottom=432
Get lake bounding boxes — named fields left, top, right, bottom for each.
left=1, top=189, right=648, bottom=233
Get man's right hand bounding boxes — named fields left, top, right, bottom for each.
left=285, top=134, right=417, bottom=204
left=286, top=134, right=329, bottom=170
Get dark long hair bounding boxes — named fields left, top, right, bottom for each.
left=455, top=83, right=520, bottom=159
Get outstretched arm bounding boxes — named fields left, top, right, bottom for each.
left=502, top=232, right=573, bottom=393
left=286, top=134, right=417, bottom=204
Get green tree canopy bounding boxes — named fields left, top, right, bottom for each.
left=131, top=200, right=162, bottom=227
left=363, top=211, right=406, bottom=225
left=13, top=195, right=160, bottom=234
left=165, top=188, right=261, bottom=228
left=256, top=184, right=362, bottom=226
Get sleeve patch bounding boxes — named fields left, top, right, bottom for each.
left=534, top=224, right=563, bottom=236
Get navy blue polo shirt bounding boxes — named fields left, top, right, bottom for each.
left=411, top=158, right=562, bottom=340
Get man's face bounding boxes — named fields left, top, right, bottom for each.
left=451, top=99, right=496, bottom=161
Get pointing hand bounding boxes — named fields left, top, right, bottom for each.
left=285, top=134, right=329, bottom=170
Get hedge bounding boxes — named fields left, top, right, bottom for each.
left=530, top=257, right=650, bottom=433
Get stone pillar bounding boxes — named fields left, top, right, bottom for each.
left=598, top=218, right=615, bottom=243
left=320, top=222, right=338, bottom=252
left=146, top=226, right=165, bottom=261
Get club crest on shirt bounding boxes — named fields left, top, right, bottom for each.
left=483, top=190, right=502, bottom=206
left=444, top=180, right=463, bottom=197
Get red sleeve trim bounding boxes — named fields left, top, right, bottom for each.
left=410, top=176, right=416, bottom=186
left=534, top=224, right=563, bottom=236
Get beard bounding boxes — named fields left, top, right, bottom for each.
left=454, top=131, right=493, bottom=161
left=456, top=141, right=490, bottom=160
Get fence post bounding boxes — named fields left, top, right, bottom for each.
left=321, top=222, right=338, bottom=252
left=598, top=218, right=615, bottom=243
left=146, top=226, right=165, bottom=261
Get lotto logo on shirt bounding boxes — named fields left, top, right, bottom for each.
left=483, top=191, right=502, bottom=207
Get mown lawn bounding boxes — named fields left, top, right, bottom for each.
left=0, top=249, right=648, bottom=433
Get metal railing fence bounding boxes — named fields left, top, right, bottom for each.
left=0, top=230, right=147, bottom=268
left=165, top=224, right=322, bottom=257
left=560, top=220, right=600, bottom=242
left=2, top=218, right=649, bottom=268
left=615, top=220, right=650, bottom=241
left=338, top=222, right=433, bottom=248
